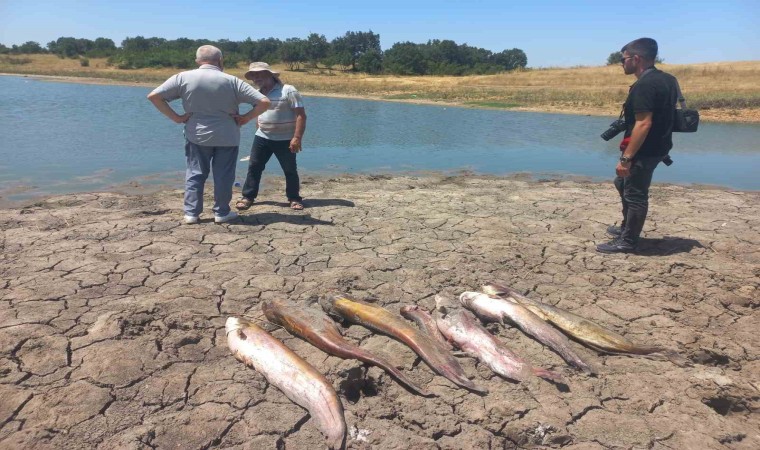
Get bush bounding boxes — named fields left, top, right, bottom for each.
left=80, top=57, right=90, bottom=67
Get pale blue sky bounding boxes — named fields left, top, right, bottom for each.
left=2, top=0, right=758, bottom=67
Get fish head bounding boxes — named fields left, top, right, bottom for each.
left=261, top=299, right=291, bottom=324
left=399, top=304, right=420, bottom=317
left=318, top=294, right=340, bottom=316
left=458, top=291, right=481, bottom=308
left=260, top=300, right=275, bottom=318
left=482, top=281, right=513, bottom=297
left=434, top=294, right=458, bottom=315
left=225, top=316, right=255, bottom=335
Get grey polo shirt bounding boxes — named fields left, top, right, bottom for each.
left=151, top=65, right=267, bottom=147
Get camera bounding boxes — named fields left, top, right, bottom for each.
left=601, top=119, right=627, bottom=141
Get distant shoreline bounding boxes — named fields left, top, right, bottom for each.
left=3, top=72, right=758, bottom=123
left=1, top=171, right=753, bottom=211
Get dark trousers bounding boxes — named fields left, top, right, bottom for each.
left=614, top=156, right=661, bottom=244
left=241, top=135, right=302, bottom=202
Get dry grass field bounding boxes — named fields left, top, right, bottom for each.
left=2, top=54, right=759, bottom=122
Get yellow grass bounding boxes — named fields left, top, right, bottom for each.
left=2, top=54, right=759, bottom=122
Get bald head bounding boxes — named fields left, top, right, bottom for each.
left=196, top=45, right=223, bottom=65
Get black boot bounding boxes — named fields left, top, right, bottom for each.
left=596, top=238, right=637, bottom=254
left=606, top=224, right=623, bottom=237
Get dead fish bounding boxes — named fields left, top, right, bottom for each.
left=483, top=281, right=687, bottom=365
left=262, top=298, right=431, bottom=396
left=400, top=304, right=452, bottom=349
left=460, top=292, right=595, bottom=374
left=226, top=317, right=346, bottom=449
left=432, top=305, right=563, bottom=383
left=320, top=294, right=487, bottom=394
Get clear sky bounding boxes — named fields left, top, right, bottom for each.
left=2, top=0, right=758, bottom=68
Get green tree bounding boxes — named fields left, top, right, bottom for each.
left=47, top=37, right=80, bottom=57
left=305, top=33, right=329, bottom=67
left=383, top=42, right=427, bottom=75
left=280, top=38, right=307, bottom=70
left=357, top=49, right=382, bottom=74
left=87, top=38, right=117, bottom=57
left=16, top=41, right=46, bottom=54
left=241, top=37, right=283, bottom=63
left=331, top=30, right=381, bottom=71
left=0, top=43, right=9, bottom=54
left=121, top=36, right=166, bottom=52
left=492, top=48, right=527, bottom=71
left=607, top=51, right=623, bottom=65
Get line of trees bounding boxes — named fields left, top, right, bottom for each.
left=0, top=31, right=528, bottom=75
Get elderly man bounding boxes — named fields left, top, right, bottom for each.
left=148, top=45, right=270, bottom=224
left=236, top=62, right=307, bottom=211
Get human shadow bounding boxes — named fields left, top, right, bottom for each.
left=636, top=236, right=705, bottom=256
left=255, top=198, right=355, bottom=208
left=237, top=212, right=333, bottom=226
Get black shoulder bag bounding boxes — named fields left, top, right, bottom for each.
left=673, top=80, right=699, bottom=132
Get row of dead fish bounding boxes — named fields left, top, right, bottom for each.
left=225, top=281, right=685, bottom=449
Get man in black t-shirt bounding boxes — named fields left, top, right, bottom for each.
left=597, top=37, right=678, bottom=254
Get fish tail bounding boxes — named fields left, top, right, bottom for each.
left=354, top=351, right=432, bottom=397
left=625, top=345, right=667, bottom=355
left=665, top=350, right=692, bottom=367
left=570, top=356, right=596, bottom=374
left=533, top=367, right=564, bottom=383
left=438, top=364, right=488, bottom=394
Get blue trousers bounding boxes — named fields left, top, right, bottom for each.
left=184, top=140, right=238, bottom=217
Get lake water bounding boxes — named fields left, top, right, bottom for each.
left=1, top=75, right=758, bottom=202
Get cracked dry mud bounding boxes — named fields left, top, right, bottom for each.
left=1, top=174, right=758, bottom=450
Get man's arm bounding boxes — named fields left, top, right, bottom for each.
left=147, top=91, right=191, bottom=124
left=289, top=107, right=307, bottom=153
left=232, top=97, right=271, bottom=126
left=617, top=111, right=652, bottom=177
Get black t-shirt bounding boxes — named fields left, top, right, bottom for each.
left=623, top=67, right=679, bottom=157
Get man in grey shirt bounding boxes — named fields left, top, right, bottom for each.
left=147, top=45, right=270, bottom=224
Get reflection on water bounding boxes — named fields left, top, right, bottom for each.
left=0, top=75, right=758, bottom=203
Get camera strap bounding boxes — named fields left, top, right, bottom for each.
left=674, top=79, right=688, bottom=109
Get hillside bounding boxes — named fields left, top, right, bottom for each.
left=2, top=54, right=759, bottom=122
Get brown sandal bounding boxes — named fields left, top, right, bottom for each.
left=289, top=200, right=304, bottom=210
left=235, top=197, right=253, bottom=210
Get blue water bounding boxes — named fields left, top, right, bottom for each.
left=1, top=75, right=758, bottom=202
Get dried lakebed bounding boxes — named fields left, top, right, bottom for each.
left=1, top=174, right=758, bottom=449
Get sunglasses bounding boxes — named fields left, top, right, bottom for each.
left=620, top=55, right=636, bottom=64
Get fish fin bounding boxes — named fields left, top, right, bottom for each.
left=533, top=367, right=564, bottom=383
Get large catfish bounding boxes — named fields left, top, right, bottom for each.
left=431, top=305, right=563, bottom=383
left=262, top=298, right=430, bottom=396
left=226, top=317, right=346, bottom=449
left=483, top=281, right=687, bottom=365
left=460, top=292, right=595, bottom=374
left=320, top=294, right=487, bottom=394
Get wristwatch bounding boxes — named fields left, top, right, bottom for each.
left=619, top=156, right=632, bottom=164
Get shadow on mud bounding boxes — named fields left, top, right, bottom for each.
left=237, top=212, right=334, bottom=226
left=636, top=236, right=705, bottom=256
left=255, top=198, right=356, bottom=208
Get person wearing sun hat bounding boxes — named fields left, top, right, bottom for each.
left=236, top=62, right=307, bottom=211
